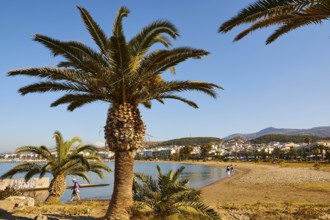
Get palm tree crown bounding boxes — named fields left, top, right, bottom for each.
left=8, top=6, right=221, bottom=110
left=1, top=131, right=110, bottom=202
left=219, top=0, right=330, bottom=44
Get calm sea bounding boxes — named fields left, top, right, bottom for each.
left=0, top=161, right=227, bottom=202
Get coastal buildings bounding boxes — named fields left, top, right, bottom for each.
left=0, top=138, right=328, bottom=162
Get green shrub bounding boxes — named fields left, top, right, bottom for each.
left=0, top=186, right=23, bottom=200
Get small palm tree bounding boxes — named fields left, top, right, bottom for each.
left=219, top=0, right=330, bottom=44
left=0, top=131, right=111, bottom=203
left=7, top=6, right=221, bottom=219
left=133, top=165, right=220, bottom=220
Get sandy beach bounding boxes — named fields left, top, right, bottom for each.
left=199, top=161, right=330, bottom=203
left=198, top=161, right=330, bottom=219
left=3, top=161, right=330, bottom=219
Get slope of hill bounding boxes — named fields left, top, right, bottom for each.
left=251, top=134, right=330, bottom=144
left=154, top=137, right=222, bottom=147
left=224, top=126, right=330, bottom=140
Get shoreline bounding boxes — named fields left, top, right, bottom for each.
left=3, top=161, right=330, bottom=220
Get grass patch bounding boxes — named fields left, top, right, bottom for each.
left=16, top=200, right=108, bottom=217
left=296, top=182, right=330, bottom=192
left=277, top=161, right=330, bottom=171
left=218, top=201, right=330, bottom=220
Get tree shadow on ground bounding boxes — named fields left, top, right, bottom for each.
left=0, top=208, right=33, bottom=220
left=0, top=208, right=85, bottom=220
left=46, top=213, right=102, bottom=220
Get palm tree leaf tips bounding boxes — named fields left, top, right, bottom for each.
left=219, top=0, right=330, bottom=44
left=77, top=6, right=109, bottom=53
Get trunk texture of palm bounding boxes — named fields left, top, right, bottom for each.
left=104, top=103, right=145, bottom=219
left=45, top=174, right=66, bottom=203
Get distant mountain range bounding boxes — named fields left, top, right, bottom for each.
left=224, top=126, right=330, bottom=140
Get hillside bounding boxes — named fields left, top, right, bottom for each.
left=154, top=137, right=222, bottom=147
left=224, top=126, right=330, bottom=140
left=251, top=134, right=330, bottom=144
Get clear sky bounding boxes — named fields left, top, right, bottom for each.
left=1, top=1, right=330, bottom=153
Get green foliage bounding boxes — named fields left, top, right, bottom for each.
left=0, top=131, right=111, bottom=186
left=179, top=145, right=194, bottom=160
left=0, top=186, right=23, bottom=200
left=251, top=134, right=330, bottom=144
left=200, top=144, right=213, bottom=159
left=133, top=165, right=220, bottom=220
left=7, top=6, right=221, bottom=111
left=159, top=137, right=221, bottom=147
left=219, top=0, right=330, bottom=44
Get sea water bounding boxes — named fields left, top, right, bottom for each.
left=0, top=161, right=227, bottom=202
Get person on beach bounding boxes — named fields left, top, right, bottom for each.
left=70, top=178, right=81, bottom=202
left=230, top=164, right=234, bottom=174
left=226, top=165, right=231, bottom=176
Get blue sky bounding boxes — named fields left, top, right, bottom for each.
left=1, top=1, right=330, bottom=153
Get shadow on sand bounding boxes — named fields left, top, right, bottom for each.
left=0, top=208, right=103, bottom=220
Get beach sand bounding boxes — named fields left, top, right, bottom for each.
left=4, top=161, right=330, bottom=219
left=197, top=161, right=330, bottom=219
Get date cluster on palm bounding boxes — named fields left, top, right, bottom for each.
left=105, top=103, right=145, bottom=152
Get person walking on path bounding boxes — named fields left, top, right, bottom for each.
left=70, top=178, right=81, bottom=202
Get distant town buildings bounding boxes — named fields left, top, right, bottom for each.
left=0, top=138, right=329, bottom=162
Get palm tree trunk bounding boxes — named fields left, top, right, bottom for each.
left=105, top=150, right=135, bottom=220
left=45, top=174, right=66, bottom=203
left=104, top=103, right=145, bottom=219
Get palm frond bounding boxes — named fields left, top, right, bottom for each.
left=0, top=162, right=39, bottom=179
left=180, top=201, right=221, bottom=220
left=219, top=0, right=293, bottom=33
left=39, top=162, right=52, bottom=179
left=59, top=40, right=108, bottom=68
left=54, top=131, right=71, bottom=164
left=66, top=99, right=99, bottom=111
left=266, top=14, right=328, bottom=44
left=77, top=6, right=109, bottom=53
left=156, top=94, right=199, bottom=108
left=64, top=136, right=82, bottom=156
left=34, top=34, right=101, bottom=74
left=90, top=161, right=111, bottom=172
left=141, top=100, right=152, bottom=109
left=18, top=81, right=87, bottom=96
left=155, top=81, right=222, bottom=100
left=172, top=166, right=185, bottom=182
left=112, top=6, right=130, bottom=38
left=138, top=48, right=209, bottom=77
left=15, top=146, right=53, bottom=160
left=7, top=67, right=89, bottom=83
left=50, top=93, right=101, bottom=108
left=70, top=171, right=90, bottom=183
left=24, top=165, right=43, bottom=182
left=219, top=0, right=330, bottom=44
left=129, top=20, right=179, bottom=58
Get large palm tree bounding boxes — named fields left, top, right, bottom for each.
left=219, top=0, right=330, bottom=44
left=7, top=6, right=221, bottom=219
left=0, top=131, right=110, bottom=203
left=133, top=165, right=220, bottom=220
